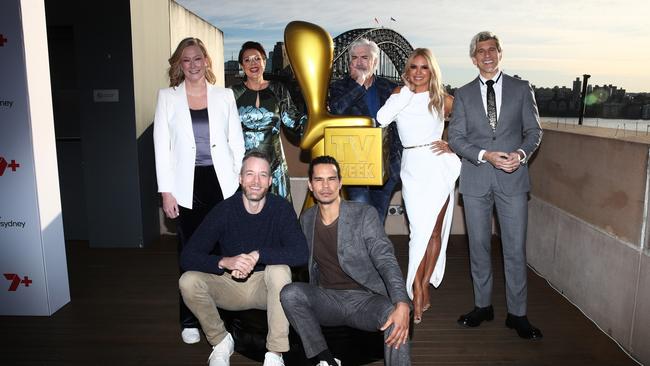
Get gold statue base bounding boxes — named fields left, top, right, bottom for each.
left=324, top=127, right=388, bottom=186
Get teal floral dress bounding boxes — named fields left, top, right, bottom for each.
left=231, top=81, right=306, bottom=201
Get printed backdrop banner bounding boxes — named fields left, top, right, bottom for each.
left=0, top=0, right=70, bottom=315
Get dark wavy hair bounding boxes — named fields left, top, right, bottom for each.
left=238, top=41, right=267, bottom=65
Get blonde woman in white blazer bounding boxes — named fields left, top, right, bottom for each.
left=153, top=38, right=245, bottom=345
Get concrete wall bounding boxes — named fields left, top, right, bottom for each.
left=529, top=127, right=647, bottom=244
left=130, top=0, right=171, bottom=138
left=527, top=123, right=649, bottom=364
left=129, top=0, right=172, bottom=249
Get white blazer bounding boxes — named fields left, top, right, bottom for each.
left=153, top=81, right=245, bottom=209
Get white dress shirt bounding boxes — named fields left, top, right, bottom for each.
left=478, top=71, right=503, bottom=120
left=477, top=71, right=526, bottom=163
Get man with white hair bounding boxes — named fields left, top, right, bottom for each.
left=328, top=38, right=401, bottom=223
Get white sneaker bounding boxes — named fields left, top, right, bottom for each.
left=207, top=333, right=234, bottom=366
left=181, top=328, right=200, bottom=344
left=263, top=352, right=284, bottom=366
left=316, top=359, right=341, bottom=366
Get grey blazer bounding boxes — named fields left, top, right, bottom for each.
left=448, top=74, right=542, bottom=196
left=300, top=200, right=410, bottom=306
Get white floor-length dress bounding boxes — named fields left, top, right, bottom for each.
left=377, top=87, right=461, bottom=299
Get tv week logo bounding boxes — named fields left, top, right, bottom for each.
left=0, top=156, right=21, bottom=176
left=4, top=273, right=33, bottom=291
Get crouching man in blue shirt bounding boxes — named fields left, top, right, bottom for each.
left=180, top=150, right=308, bottom=366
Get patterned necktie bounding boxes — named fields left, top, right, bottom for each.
left=486, top=79, right=497, bottom=131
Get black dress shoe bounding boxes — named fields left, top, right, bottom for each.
left=457, top=305, right=494, bottom=327
left=505, top=313, right=543, bottom=340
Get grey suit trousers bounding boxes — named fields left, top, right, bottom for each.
left=462, top=171, right=529, bottom=316
left=280, top=283, right=411, bottom=365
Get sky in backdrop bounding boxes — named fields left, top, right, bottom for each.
left=176, top=0, right=650, bottom=92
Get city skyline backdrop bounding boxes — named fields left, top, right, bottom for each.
left=176, top=0, right=650, bottom=93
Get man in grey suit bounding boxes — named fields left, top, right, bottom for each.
left=280, top=156, right=411, bottom=366
left=448, top=31, right=543, bottom=340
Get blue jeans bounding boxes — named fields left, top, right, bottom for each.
left=345, top=150, right=401, bottom=223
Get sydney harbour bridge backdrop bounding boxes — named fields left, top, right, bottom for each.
left=331, top=27, right=414, bottom=81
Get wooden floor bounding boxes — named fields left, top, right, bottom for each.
left=0, top=235, right=639, bottom=366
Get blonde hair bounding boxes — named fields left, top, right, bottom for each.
left=168, top=37, right=216, bottom=87
left=402, top=48, right=446, bottom=116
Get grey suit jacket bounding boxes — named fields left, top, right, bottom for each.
left=300, top=200, right=410, bottom=306
left=448, top=74, right=542, bottom=196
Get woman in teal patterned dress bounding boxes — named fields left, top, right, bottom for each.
left=231, top=41, right=306, bottom=201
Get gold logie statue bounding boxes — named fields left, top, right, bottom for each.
left=283, top=21, right=389, bottom=209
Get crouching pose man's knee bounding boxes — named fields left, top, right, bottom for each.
left=281, top=156, right=411, bottom=366
left=179, top=150, right=308, bottom=366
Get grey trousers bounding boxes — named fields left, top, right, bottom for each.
left=280, top=283, right=411, bottom=366
left=462, top=173, right=529, bottom=316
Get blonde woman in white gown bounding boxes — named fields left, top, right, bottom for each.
left=377, top=48, right=461, bottom=323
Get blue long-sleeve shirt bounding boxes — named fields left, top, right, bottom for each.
left=180, top=193, right=309, bottom=275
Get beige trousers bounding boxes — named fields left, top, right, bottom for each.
left=179, top=265, right=292, bottom=352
